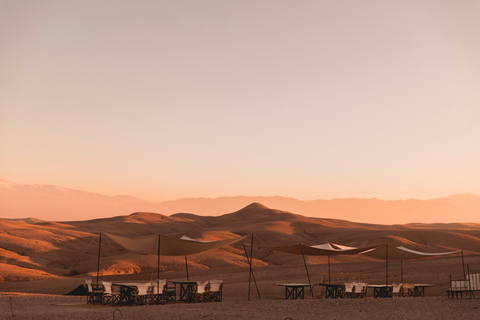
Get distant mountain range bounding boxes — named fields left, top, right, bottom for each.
left=1, top=178, right=480, bottom=224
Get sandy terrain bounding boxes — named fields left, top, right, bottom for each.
left=3, top=293, right=480, bottom=320
left=2, top=203, right=480, bottom=319
left=2, top=257, right=480, bottom=320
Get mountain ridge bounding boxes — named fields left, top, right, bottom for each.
left=1, top=178, right=480, bottom=224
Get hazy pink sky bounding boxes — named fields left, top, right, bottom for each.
left=1, top=0, right=479, bottom=202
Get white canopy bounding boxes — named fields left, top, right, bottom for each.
left=359, top=244, right=460, bottom=260
left=268, top=242, right=378, bottom=256
left=104, top=232, right=247, bottom=256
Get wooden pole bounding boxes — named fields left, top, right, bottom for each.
left=401, top=260, right=404, bottom=284
left=461, top=250, right=466, bottom=279
left=157, top=234, right=161, bottom=295
left=185, top=255, right=189, bottom=281
left=96, top=232, right=101, bottom=285
left=328, top=255, right=331, bottom=284
left=300, top=244, right=314, bottom=299
left=385, top=245, right=389, bottom=287
left=243, top=242, right=261, bottom=300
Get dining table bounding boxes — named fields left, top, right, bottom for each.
left=172, top=281, right=198, bottom=302
left=315, top=283, right=346, bottom=299
left=112, top=282, right=139, bottom=305
left=274, top=283, right=311, bottom=300
left=368, top=284, right=393, bottom=298
left=413, top=284, right=435, bottom=297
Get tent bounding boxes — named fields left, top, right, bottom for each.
left=95, top=232, right=248, bottom=294
left=359, top=244, right=460, bottom=285
left=268, top=243, right=379, bottom=297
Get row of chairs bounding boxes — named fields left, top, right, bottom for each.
left=85, top=279, right=176, bottom=305
left=85, top=279, right=223, bottom=305
left=194, top=280, right=224, bottom=302
left=343, top=282, right=368, bottom=298
left=391, top=283, right=415, bottom=297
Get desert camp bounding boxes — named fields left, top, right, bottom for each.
left=2, top=203, right=480, bottom=319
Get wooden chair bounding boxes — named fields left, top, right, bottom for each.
left=207, top=280, right=223, bottom=302
left=85, top=279, right=104, bottom=304
left=353, top=282, right=368, bottom=298
left=343, top=282, right=355, bottom=298
left=151, top=280, right=166, bottom=304
left=164, top=282, right=176, bottom=302
left=392, top=283, right=403, bottom=297
left=102, top=281, right=121, bottom=305
left=195, top=281, right=209, bottom=302
left=134, top=283, right=153, bottom=305
left=402, top=283, right=414, bottom=297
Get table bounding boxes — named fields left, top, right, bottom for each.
left=172, top=281, right=198, bottom=302
left=414, top=284, right=435, bottom=297
left=274, top=283, right=311, bottom=300
left=368, top=285, right=392, bottom=298
left=316, top=283, right=346, bottom=299
left=112, top=283, right=138, bottom=305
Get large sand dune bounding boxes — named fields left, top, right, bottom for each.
left=2, top=203, right=480, bottom=319
left=1, top=202, right=479, bottom=285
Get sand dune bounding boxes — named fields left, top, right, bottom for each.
left=1, top=202, right=479, bottom=287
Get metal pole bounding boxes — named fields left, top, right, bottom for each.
left=185, top=255, right=189, bottom=281
left=461, top=250, right=466, bottom=279
left=300, top=244, right=314, bottom=299
left=96, top=232, right=101, bottom=285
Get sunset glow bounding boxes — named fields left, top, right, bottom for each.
left=1, top=1, right=479, bottom=209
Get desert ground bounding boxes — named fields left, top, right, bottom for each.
left=2, top=256, right=480, bottom=320
left=2, top=203, right=480, bottom=319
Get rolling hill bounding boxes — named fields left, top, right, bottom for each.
left=1, top=178, right=480, bottom=224
left=1, top=202, right=480, bottom=283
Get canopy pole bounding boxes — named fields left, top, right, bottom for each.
left=385, top=245, right=389, bottom=286
left=328, top=255, right=331, bottom=284
left=96, top=232, right=101, bottom=285
left=401, top=260, right=404, bottom=284
left=243, top=243, right=261, bottom=300
left=157, top=234, right=161, bottom=295
left=461, top=250, right=466, bottom=279
left=300, top=244, right=314, bottom=299
left=185, top=255, right=189, bottom=281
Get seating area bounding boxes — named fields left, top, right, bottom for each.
left=85, top=279, right=223, bottom=305
left=343, top=282, right=367, bottom=298
left=447, top=269, right=480, bottom=299
left=391, top=283, right=414, bottom=297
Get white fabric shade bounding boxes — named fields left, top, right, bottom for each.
left=268, top=242, right=378, bottom=256
left=104, top=233, right=247, bottom=256
left=359, top=244, right=459, bottom=260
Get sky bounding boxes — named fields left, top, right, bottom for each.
left=1, top=0, right=479, bottom=203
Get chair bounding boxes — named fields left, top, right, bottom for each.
left=402, top=283, right=414, bottom=297
left=207, top=280, right=223, bottom=302
left=195, top=281, right=209, bottom=302
left=134, top=283, right=153, bottom=305
left=343, top=282, right=355, bottom=298
left=151, top=280, right=166, bottom=304
left=102, top=281, right=121, bottom=305
left=353, top=282, right=368, bottom=298
left=159, top=282, right=175, bottom=302
left=392, top=283, right=403, bottom=297
left=85, top=279, right=104, bottom=304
